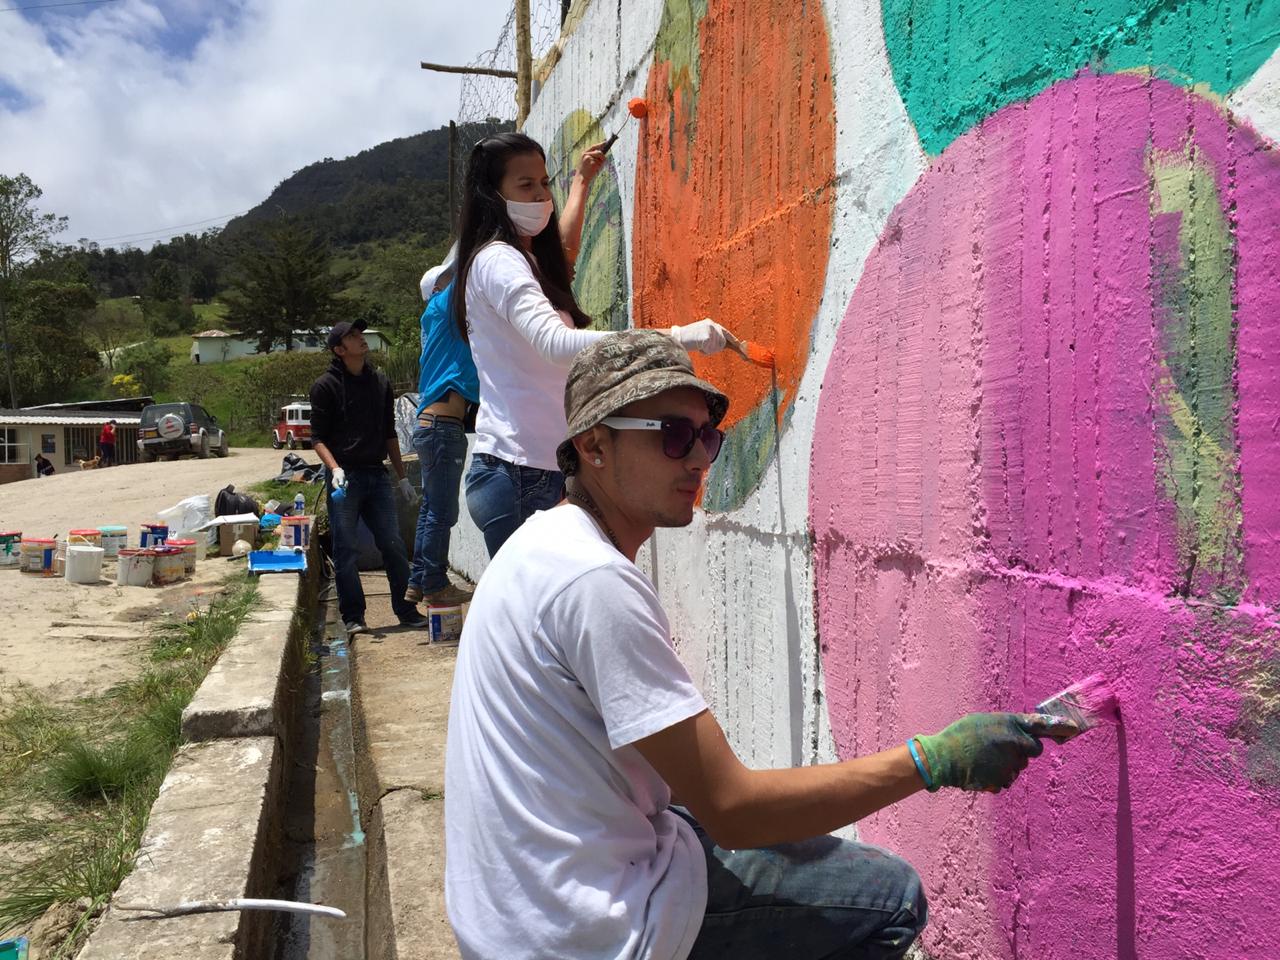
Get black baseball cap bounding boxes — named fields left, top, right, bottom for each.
left=326, top=318, right=368, bottom=349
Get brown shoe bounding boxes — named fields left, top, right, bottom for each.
left=424, top=583, right=474, bottom=607
left=404, top=585, right=424, bottom=603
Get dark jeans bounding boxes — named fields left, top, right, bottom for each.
left=98, top=441, right=115, bottom=466
left=674, top=808, right=927, bottom=960
left=409, top=421, right=467, bottom=593
left=327, top=465, right=417, bottom=625
left=463, top=452, right=564, bottom=558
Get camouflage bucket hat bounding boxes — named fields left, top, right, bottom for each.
left=557, top=329, right=730, bottom=475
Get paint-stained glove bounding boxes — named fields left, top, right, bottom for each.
left=669, top=318, right=729, bottom=355
left=913, top=713, right=1054, bottom=792
left=397, top=476, right=417, bottom=504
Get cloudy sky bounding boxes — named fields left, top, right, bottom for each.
left=0, top=0, right=512, bottom=248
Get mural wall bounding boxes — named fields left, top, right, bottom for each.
left=450, top=1, right=1280, bottom=956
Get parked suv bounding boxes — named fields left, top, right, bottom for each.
left=137, top=402, right=230, bottom=461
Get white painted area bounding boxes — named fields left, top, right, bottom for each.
left=1228, top=47, right=1280, bottom=146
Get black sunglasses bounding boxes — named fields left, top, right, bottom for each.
left=600, top=416, right=724, bottom=463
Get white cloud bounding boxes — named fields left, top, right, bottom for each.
left=0, top=0, right=514, bottom=246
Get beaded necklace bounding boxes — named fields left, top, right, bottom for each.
left=564, top=479, right=622, bottom=553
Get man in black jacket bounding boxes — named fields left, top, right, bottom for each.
left=310, top=319, right=429, bottom=635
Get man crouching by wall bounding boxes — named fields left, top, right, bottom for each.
left=444, top=329, right=1066, bottom=959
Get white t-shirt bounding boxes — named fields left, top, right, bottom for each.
left=465, top=242, right=611, bottom=471
left=445, top=506, right=709, bottom=959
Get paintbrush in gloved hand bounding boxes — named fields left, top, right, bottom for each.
left=1034, top=673, right=1119, bottom=743
left=723, top=329, right=776, bottom=369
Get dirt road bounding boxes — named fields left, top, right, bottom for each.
left=0, top=448, right=291, bottom=699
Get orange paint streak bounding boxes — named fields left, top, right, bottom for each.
left=632, top=0, right=835, bottom=430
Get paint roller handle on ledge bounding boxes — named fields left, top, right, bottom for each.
left=910, top=712, right=1077, bottom=793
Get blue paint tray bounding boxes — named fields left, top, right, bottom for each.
left=247, top=549, right=307, bottom=575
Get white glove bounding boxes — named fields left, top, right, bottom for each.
left=397, top=476, right=417, bottom=504
left=330, top=466, right=347, bottom=491
left=669, top=318, right=729, bottom=355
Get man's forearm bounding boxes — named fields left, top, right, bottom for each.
left=313, top=441, right=339, bottom=472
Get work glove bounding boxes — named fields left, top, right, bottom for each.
left=669, top=318, right=729, bottom=355
left=329, top=466, right=347, bottom=492
left=912, top=713, right=1067, bottom=793
left=397, top=476, right=417, bottom=504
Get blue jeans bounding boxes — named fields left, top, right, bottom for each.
left=675, top=808, right=927, bottom=960
left=409, top=421, right=467, bottom=593
left=464, top=453, right=564, bottom=558
left=327, top=465, right=417, bottom=625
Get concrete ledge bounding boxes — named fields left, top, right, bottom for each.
left=181, top=574, right=302, bottom=742
left=367, top=790, right=456, bottom=960
left=79, top=737, right=281, bottom=960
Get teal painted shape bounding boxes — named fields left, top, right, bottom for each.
left=883, top=0, right=1280, bottom=154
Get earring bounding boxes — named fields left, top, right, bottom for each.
left=593, top=458, right=603, bottom=466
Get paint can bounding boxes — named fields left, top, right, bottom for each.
left=67, top=528, right=102, bottom=548
left=98, top=525, right=127, bottom=557
left=151, top=546, right=185, bottom=586
left=280, top=515, right=312, bottom=550
left=429, top=604, right=464, bottom=645
left=0, top=532, right=20, bottom=568
left=167, top=538, right=198, bottom=577
left=139, top=523, right=169, bottom=549
left=116, top=549, right=155, bottom=587
left=20, top=538, right=55, bottom=575
left=65, top=545, right=105, bottom=584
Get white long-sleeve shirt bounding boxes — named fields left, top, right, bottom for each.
left=466, top=241, right=611, bottom=470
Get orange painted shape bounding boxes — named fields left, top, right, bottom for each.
left=632, top=0, right=835, bottom=431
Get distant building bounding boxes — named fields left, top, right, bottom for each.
left=190, top=329, right=388, bottom=364
left=0, top=407, right=141, bottom=484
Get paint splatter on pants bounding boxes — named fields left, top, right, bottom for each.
left=674, top=807, right=927, bottom=960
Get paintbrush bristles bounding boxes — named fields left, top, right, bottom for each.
left=1034, top=673, right=1118, bottom=741
left=743, top=342, right=775, bottom=368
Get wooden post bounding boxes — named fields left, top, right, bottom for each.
left=420, top=61, right=517, bottom=79
left=448, top=120, right=459, bottom=233
left=515, top=0, right=532, bottom=128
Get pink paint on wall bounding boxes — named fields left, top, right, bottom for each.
left=811, top=73, right=1280, bottom=960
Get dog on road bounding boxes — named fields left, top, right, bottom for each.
left=76, top=456, right=101, bottom=470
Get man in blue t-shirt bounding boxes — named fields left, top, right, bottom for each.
left=406, top=270, right=479, bottom=612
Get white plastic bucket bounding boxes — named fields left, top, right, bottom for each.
left=167, top=539, right=197, bottom=577
left=429, top=604, right=464, bottom=645
left=66, top=545, right=105, bottom=584
left=0, top=531, right=21, bottom=567
left=99, top=525, right=127, bottom=557
left=116, top=549, right=155, bottom=586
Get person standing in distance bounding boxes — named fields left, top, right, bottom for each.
left=98, top=419, right=117, bottom=467
left=310, top=318, right=429, bottom=635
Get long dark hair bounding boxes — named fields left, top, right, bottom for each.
left=452, top=132, right=591, bottom=341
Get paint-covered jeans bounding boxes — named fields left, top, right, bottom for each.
left=674, top=807, right=927, bottom=960
left=327, top=465, right=417, bottom=625
left=463, top=453, right=564, bottom=558
left=409, top=421, right=467, bottom=594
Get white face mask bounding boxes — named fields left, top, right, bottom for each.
left=505, top=198, right=554, bottom=237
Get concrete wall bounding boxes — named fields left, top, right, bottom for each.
left=451, top=2, right=1280, bottom=957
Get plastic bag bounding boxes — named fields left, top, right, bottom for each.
left=158, top=494, right=214, bottom=542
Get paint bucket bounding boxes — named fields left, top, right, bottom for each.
left=65, top=544, right=105, bottom=584
left=116, top=549, right=155, bottom=586
left=99, top=525, right=127, bottom=557
left=0, top=532, right=20, bottom=568
left=151, top=546, right=185, bottom=586
left=20, top=538, right=55, bottom=575
left=429, top=604, right=464, bottom=645
left=52, top=540, right=67, bottom=577
left=280, top=515, right=312, bottom=550
left=67, top=528, right=102, bottom=548
left=139, top=523, right=169, bottom=549
left=167, top=538, right=197, bottom=577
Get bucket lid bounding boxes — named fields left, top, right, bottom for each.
left=153, top=545, right=182, bottom=554
left=143, top=523, right=168, bottom=529
left=69, top=528, right=101, bottom=536
left=0, top=531, right=20, bottom=538
left=168, top=538, right=196, bottom=547
left=23, top=537, right=55, bottom=544
left=430, top=604, right=464, bottom=614
left=99, top=525, right=127, bottom=533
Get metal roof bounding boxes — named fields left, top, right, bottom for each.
left=0, top=409, right=142, bottom=426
